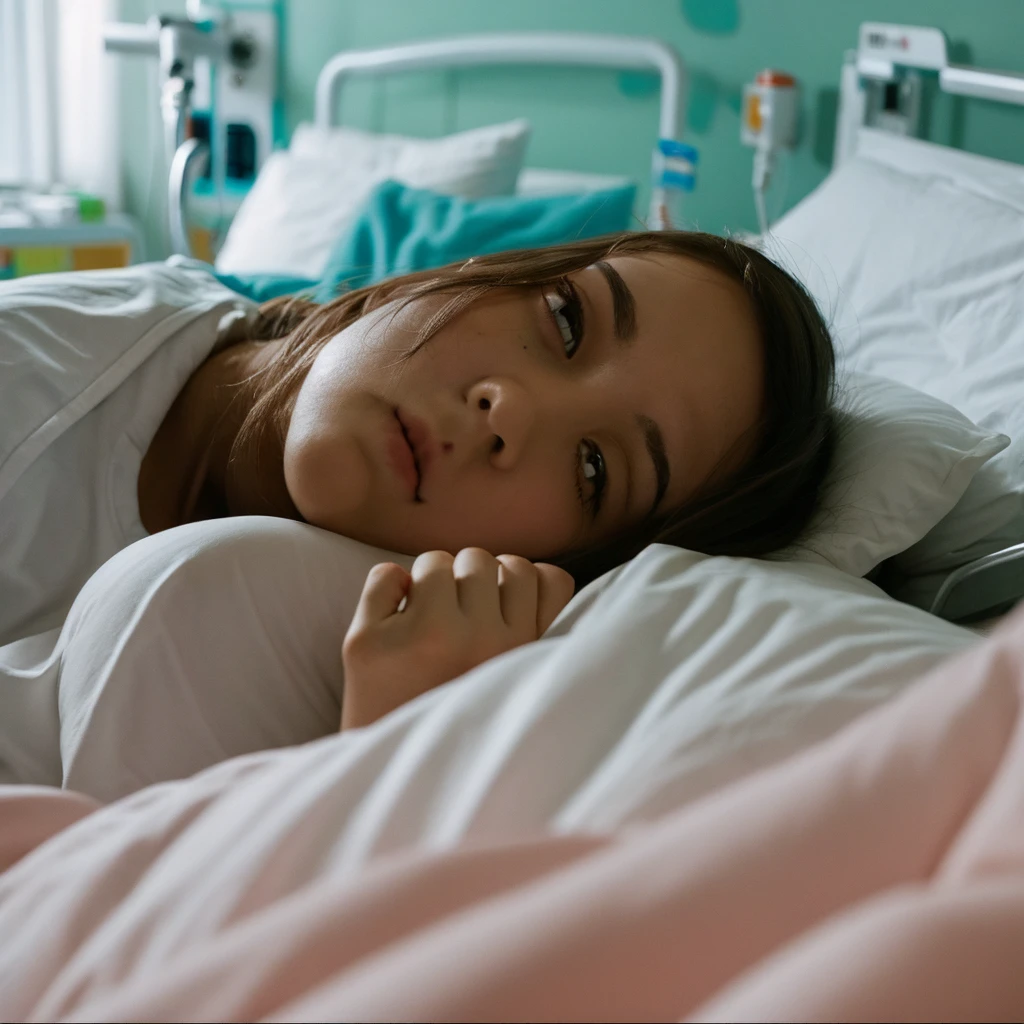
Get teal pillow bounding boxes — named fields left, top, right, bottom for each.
left=315, top=178, right=636, bottom=301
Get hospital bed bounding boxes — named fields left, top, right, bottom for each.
left=3, top=22, right=1024, bottom=1019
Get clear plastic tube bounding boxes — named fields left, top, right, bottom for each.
left=753, top=185, right=769, bottom=236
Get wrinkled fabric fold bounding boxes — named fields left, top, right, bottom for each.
left=2, top=608, right=1023, bottom=1022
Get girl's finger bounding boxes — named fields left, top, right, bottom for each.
left=453, top=548, right=502, bottom=621
left=406, top=550, right=458, bottom=615
left=534, top=563, right=576, bottom=635
left=496, top=554, right=539, bottom=636
left=348, top=562, right=412, bottom=634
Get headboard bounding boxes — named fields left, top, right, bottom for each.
left=313, top=32, right=688, bottom=227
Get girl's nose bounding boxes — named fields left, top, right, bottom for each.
left=467, top=378, right=536, bottom=468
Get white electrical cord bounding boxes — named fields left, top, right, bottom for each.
left=752, top=145, right=773, bottom=235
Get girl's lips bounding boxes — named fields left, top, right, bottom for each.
left=396, top=409, right=434, bottom=496
left=388, top=412, right=420, bottom=499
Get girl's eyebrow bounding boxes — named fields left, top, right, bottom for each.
left=593, top=261, right=637, bottom=343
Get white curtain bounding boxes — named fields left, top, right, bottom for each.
left=0, top=0, right=121, bottom=207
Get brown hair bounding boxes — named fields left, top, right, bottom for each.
left=238, top=230, right=836, bottom=587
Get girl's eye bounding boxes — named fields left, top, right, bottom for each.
left=545, top=279, right=585, bottom=358
left=576, top=439, right=607, bottom=517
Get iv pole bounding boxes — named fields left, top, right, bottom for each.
left=103, top=4, right=254, bottom=257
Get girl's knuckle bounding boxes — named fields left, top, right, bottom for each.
left=498, top=553, right=531, bottom=572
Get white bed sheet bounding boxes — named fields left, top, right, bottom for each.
left=516, top=167, right=634, bottom=195
left=9, top=518, right=972, bottom=840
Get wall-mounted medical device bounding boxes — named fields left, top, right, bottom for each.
left=835, top=22, right=1024, bottom=167
left=103, top=0, right=280, bottom=258
left=741, top=69, right=799, bottom=233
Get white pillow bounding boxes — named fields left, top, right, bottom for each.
left=41, top=521, right=971, bottom=836
left=215, top=119, right=531, bottom=279
left=767, top=129, right=1024, bottom=599
left=51, top=518, right=413, bottom=801
left=778, top=371, right=1008, bottom=578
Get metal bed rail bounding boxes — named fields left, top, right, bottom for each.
left=313, top=32, right=688, bottom=228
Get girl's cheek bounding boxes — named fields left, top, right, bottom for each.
left=282, top=431, right=371, bottom=531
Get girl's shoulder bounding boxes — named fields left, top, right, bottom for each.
left=0, top=262, right=254, bottom=503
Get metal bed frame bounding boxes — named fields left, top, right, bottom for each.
left=835, top=21, right=1024, bottom=166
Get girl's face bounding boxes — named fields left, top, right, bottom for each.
left=283, top=254, right=764, bottom=560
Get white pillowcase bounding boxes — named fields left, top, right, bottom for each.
left=778, top=372, right=1007, bottom=578
left=215, top=119, right=531, bottom=279
left=48, top=518, right=411, bottom=801
left=767, top=129, right=1024, bottom=598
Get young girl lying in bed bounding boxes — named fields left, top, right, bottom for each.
left=2, top=230, right=836, bottom=727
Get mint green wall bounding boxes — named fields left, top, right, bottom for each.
left=120, top=0, right=1024, bottom=258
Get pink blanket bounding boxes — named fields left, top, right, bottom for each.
left=3, top=608, right=1024, bottom=1021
